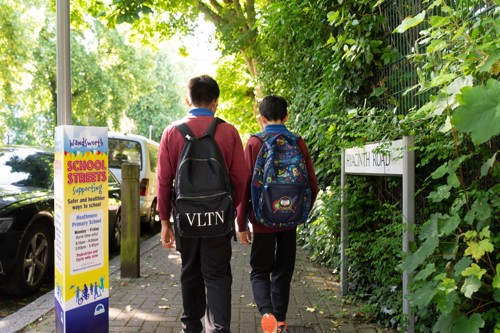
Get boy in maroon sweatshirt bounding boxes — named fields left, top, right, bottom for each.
left=237, top=95, right=319, bottom=333
left=157, top=75, right=247, bottom=333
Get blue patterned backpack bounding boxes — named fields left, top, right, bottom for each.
left=250, top=131, right=312, bottom=228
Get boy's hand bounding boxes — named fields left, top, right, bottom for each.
left=238, top=230, right=252, bottom=245
left=161, top=220, right=175, bottom=249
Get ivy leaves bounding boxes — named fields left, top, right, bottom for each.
left=393, top=10, right=426, bottom=33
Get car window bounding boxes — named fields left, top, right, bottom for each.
left=108, top=170, right=120, bottom=186
left=148, top=144, right=159, bottom=173
left=108, top=138, right=143, bottom=170
left=0, top=148, right=54, bottom=188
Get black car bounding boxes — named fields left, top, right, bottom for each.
left=0, top=146, right=122, bottom=295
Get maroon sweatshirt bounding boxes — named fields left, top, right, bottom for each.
left=157, top=114, right=248, bottom=222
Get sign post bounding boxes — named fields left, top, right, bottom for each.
left=341, top=137, right=415, bottom=333
left=54, top=126, right=109, bottom=333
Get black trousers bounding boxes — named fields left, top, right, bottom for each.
left=250, top=229, right=297, bottom=322
left=179, top=233, right=233, bottom=333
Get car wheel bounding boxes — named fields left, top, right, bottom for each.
left=147, top=199, right=158, bottom=231
left=9, top=223, right=52, bottom=295
left=109, top=211, right=122, bottom=252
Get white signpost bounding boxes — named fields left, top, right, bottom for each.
left=341, top=136, right=415, bottom=333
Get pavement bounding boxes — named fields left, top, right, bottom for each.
left=1, top=233, right=388, bottom=333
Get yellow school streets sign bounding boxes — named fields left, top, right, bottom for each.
left=54, top=126, right=109, bottom=333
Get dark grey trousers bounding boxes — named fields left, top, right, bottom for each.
left=250, top=229, right=297, bottom=322
left=179, top=233, right=233, bottom=333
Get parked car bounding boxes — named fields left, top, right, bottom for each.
left=0, top=146, right=122, bottom=296
left=108, top=132, right=159, bottom=229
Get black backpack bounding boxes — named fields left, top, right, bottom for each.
left=172, top=117, right=235, bottom=238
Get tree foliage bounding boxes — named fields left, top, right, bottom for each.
left=106, top=0, right=271, bottom=124
left=0, top=0, right=186, bottom=145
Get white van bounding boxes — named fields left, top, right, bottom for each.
left=108, top=132, right=160, bottom=229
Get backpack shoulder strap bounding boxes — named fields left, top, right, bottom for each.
left=281, top=132, right=299, bottom=145
left=253, top=131, right=299, bottom=146
left=252, top=131, right=272, bottom=142
left=175, top=122, right=195, bottom=141
left=175, top=117, right=225, bottom=140
left=204, top=117, right=225, bottom=138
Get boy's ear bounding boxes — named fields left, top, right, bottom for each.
left=283, top=114, right=289, bottom=123
left=185, top=97, right=192, bottom=107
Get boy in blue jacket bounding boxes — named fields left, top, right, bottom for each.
left=237, top=95, right=319, bottom=333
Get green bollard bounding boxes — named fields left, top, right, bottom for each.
left=120, top=163, right=140, bottom=278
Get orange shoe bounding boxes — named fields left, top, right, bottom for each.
left=261, top=313, right=278, bottom=333
left=277, top=321, right=289, bottom=333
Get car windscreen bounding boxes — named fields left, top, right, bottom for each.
left=108, top=138, right=143, bottom=170
left=0, top=148, right=54, bottom=188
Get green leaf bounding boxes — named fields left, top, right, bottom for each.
left=480, top=152, right=498, bottom=177
left=393, top=10, right=426, bottom=33
left=415, top=263, right=436, bottom=281
left=327, top=11, right=340, bottom=24
left=494, top=289, right=500, bottom=302
left=479, top=226, right=491, bottom=239
left=412, top=280, right=438, bottom=309
left=403, top=236, right=439, bottom=273
left=454, top=257, right=473, bottom=278
left=464, top=239, right=494, bottom=261
left=434, top=311, right=457, bottom=332
left=141, top=5, right=153, bottom=15
left=437, top=277, right=457, bottom=294
left=479, top=51, right=500, bottom=74
left=370, top=86, right=387, bottom=97
left=446, top=75, right=472, bottom=91
left=438, top=214, right=460, bottom=236
left=430, top=73, right=457, bottom=88
left=429, top=184, right=451, bottom=203
left=427, top=39, right=447, bottom=53
left=447, top=173, right=460, bottom=188
left=450, top=195, right=466, bottom=215
left=420, top=214, right=439, bottom=239
left=372, top=0, right=386, bottom=10
left=452, top=79, right=500, bottom=145
left=462, top=263, right=487, bottom=279
left=428, top=15, right=450, bottom=29
left=436, top=290, right=459, bottom=314
left=464, top=230, right=477, bottom=240
left=432, top=162, right=450, bottom=179
left=460, top=276, right=482, bottom=298
left=440, top=240, right=458, bottom=260
left=452, top=313, right=484, bottom=333
left=464, top=196, right=492, bottom=225
left=493, top=264, right=500, bottom=289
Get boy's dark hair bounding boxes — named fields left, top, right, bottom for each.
left=259, top=95, right=288, bottom=121
left=188, top=75, right=220, bottom=106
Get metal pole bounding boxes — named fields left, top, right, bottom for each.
left=56, top=0, right=71, bottom=125
left=340, top=150, right=348, bottom=296
left=149, top=125, right=153, bottom=140
left=402, top=136, right=415, bottom=332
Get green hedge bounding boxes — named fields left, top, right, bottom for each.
left=258, top=0, right=499, bottom=331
